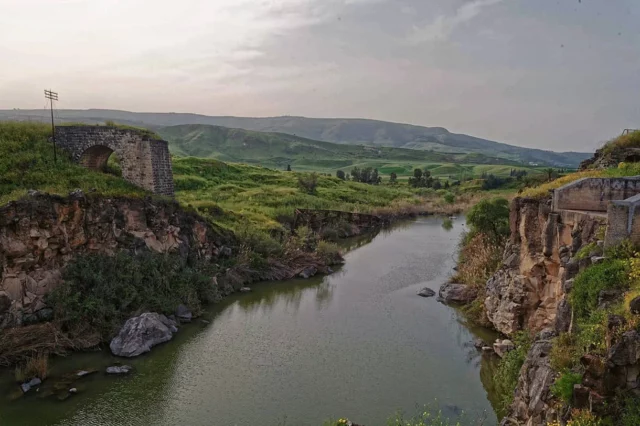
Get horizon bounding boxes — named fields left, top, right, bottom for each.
left=0, top=106, right=601, bottom=155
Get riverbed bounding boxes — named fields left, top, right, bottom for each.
left=0, top=217, right=499, bottom=426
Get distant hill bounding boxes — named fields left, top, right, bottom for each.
left=157, top=124, right=529, bottom=177
left=0, top=109, right=590, bottom=167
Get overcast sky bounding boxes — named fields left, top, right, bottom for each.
left=1, top=0, right=639, bottom=151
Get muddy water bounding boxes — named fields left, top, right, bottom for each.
left=0, top=217, right=499, bottom=426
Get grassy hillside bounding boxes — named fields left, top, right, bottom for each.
left=158, top=124, right=544, bottom=178
left=0, top=122, right=466, bottom=234
left=0, top=109, right=590, bottom=167
left=0, top=122, right=144, bottom=204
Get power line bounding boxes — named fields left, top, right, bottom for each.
left=44, top=89, right=59, bottom=163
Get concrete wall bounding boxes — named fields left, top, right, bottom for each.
left=605, top=194, right=640, bottom=248
left=552, top=177, right=640, bottom=212
left=56, top=126, right=174, bottom=197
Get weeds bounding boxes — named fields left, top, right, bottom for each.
left=495, top=332, right=531, bottom=410
left=14, top=354, right=49, bottom=382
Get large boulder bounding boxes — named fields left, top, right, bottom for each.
left=438, top=283, right=477, bottom=304
left=110, top=313, right=178, bottom=357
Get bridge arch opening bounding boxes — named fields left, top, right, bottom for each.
left=79, top=145, right=114, bottom=172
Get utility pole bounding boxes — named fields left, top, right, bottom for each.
left=44, top=89, right=59, bottom=163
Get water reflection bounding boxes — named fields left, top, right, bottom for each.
left=0, top=217, right=501, bottom=426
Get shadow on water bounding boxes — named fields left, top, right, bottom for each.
left=0, top=217, right=503, bottom=426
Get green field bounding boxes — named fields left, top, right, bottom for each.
left=158, top=124, right=546, bottom=179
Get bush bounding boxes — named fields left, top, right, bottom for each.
left=550, top=333, right=579, bottom=371
left=551, top=371, right=582, bottom=403
left=466, top=198, right=510, bottom=244
left=443, top=192, right=455, bottom=204
left=495, top=332, right=531, bottom=410
left=48, top=252, right=217, bottom=338
left=316, top=241, right=342, bottom=263
left=570, top=259, right=630, bottom=318
left=298, top=173, right=319, bottom=194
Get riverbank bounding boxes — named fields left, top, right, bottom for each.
left=0, top=217, right=501, bottom=426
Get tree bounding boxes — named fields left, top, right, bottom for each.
left=286, top=164, right=292, bottom=172
left=466, top=198, right=510, bottom=243
left=545, top=168, right=555, bottom=182
left=413, top=168, right=423, bottom=180
left=444, top=180, right=450, bottom=189
left=432, top=179, right=442, bottom=190
left=336, top=170, right=346, bottom=180
left=389, top=172, right=397, bottom=184
left=351, top=167, right=361, bottom=182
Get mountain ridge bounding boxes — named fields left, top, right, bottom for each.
left=0, top=108, right=590, bottom=167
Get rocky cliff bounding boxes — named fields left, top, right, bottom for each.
left=0, top=191, right=230, bottom=329
left=486, top=197, right=605, bottom=425
left=485, top=198, right=604, bottom=337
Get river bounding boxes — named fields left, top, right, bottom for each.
left=0, top=217, right=500, bottom=426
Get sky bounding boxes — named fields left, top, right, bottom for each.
left=1, top=0, right=639, bottom=152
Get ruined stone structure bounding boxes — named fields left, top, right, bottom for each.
left=55, top=126, right=175, bottom=196
left=551, top=176, right=640, bottom=247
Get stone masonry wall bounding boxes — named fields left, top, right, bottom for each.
left=552, top=177, right=640, bottom=212
left=0, top=192, right=228, bottom=328
left=55, top=126, right=174, bottom=197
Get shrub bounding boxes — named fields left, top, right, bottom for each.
left=443, top=192, right=455, bottom=204
left=570, top=259, right=630, bottom=318
left=574, top=242, right=598, bottom=260
left=454, top=233, right=503, bottom=287
left=619, top=395, right=640, bottom=426
left=551, top=370, right=582, bottom=403
left=48, top=252, right=217, bottom=338
left=550, top=333, right=580, bottom=371
left=298, top=173, right=319, bottom=194
left=495, top=332, right=531, bottom=410
left=316, top=241, right=342, bottom=264
left=466, top=198, right=510, bottom=244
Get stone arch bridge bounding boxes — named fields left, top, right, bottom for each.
left=55, top=126, right=174, bottom=196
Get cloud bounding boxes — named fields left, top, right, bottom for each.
left=408, top=0, right=504, bottom=44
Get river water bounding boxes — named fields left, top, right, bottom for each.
left=0, top=217, right=500, bottom=426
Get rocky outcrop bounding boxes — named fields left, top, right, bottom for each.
left=579, top=146, right=640, bottom=170
left=110, top=313, right=178, bottom=357
left=502, top=330, right=558, bottom=426
left=438, top=283, right=478, bottom=304
left=485, top=198, right=604, bottom=336
left=0, top=192, right=229, bottom=328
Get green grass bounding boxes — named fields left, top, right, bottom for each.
left=0, top=122, right=145, bottom=204
left=172, top=156, right=424, bottom=233
left=570, top=258, right=630, bottom=319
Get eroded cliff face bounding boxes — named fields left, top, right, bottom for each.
left=489, top=198, right=611, bottom=425
left=485, top=198, right=604, bottom=337
left=0, top=192, right=229, bottom=328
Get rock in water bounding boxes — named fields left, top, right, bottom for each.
left=239, top=287, right=252, bottom=293
left=418, top=287, right=436, bottom=298
left=110, top=313, right=177, bottom=357
left=175, top=304, right=192, bottom=323
left=106, top=365, right=133, bottom=375
left=299, top=266, right=318, bottom=279
left=438, top=283, right=478, bottom=304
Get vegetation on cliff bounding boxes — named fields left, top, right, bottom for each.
left=0, top=122, right=144, bottom=204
